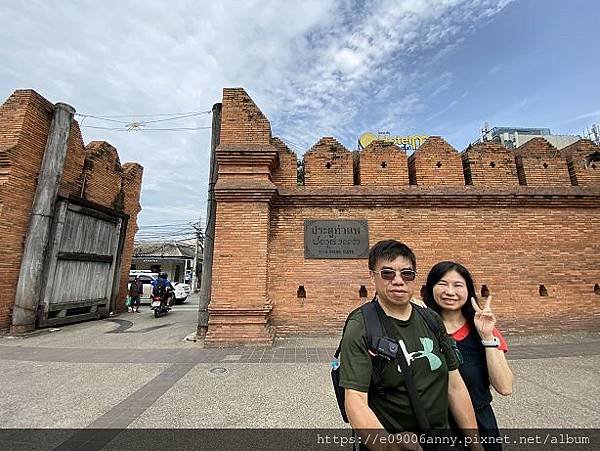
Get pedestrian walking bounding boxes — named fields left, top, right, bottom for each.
left=129, top=275, right=143, bottom=313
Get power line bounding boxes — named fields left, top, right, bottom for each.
left=76, top=109, right=213, bottom=132
left=136, top=112, right=211, bottom=124
left=77, top=110, right=211, bottom=118
left=80, top=124, right=211, bottom=132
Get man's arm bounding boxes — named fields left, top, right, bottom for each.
left=345, top=389, right=421, bottom=451
left=447, top=370, right=482, bottom=451
left=345, top=389, right=384, bottom=430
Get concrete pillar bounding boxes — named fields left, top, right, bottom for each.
left=11, top=102, right=75, bottom=333
left=197, top=102, right=221, bottom=338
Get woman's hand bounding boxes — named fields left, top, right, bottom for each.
left=471, top=296, right=496, bottom=341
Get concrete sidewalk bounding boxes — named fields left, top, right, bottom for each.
left=0, top=294, right=599, bottom=449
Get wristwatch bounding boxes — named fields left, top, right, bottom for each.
left=481, top=336, right=500, bottom=348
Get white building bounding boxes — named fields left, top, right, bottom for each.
left=477, top=125, right=581, bottom=150
left=130, top=241, right=198, bottom=283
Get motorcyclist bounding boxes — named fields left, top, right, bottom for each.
left=151, top=272, right=174, bottom=309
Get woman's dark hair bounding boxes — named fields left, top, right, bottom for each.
left=424, top=261, right=480, bottom=336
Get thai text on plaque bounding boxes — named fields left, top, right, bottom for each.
left=304, top=220, right=369, bottom=259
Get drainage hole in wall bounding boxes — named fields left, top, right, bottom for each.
left=359, top=285, right=368, bottom=298
left=297, top=285, right=306, bottom=299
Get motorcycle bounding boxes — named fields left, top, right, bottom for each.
left=150, top=288, right=173, bottom=318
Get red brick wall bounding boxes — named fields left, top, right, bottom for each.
left=0, top=91, right=53, bottom=330
left=116, top=162, right=143, bottom=312
left=514, top=137, right=571, bottom=187
left=270, top=137, right=297, bottom=188
left=208, top=88, right=600, bottom=344
left=304, top=137, right=354, bottom=186
left=463, top=142, right=519, bottom=187
left=0, top=90, right=143, bottom=331
left=561, top=139, right=600, bottom=188
left=220, top=88, right=271, bottom=146
left=82, top=141, right=123, bottom=208
left=408, top=136, right=465, bottom=186
left=58, top=121, right=86, bottom=197
left=360, top=140, right=409, bottom=186
left=268, top=201, right=600, bottom=335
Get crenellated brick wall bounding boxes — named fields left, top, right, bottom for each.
left=220, top=88, right=271, bottom=146
left=408, top=136, right=465, bottom=186
left=206, top=88, right=600, bottom=346
left=561, top=139, right=600, bottom=187
left=81, top=141, right=124, bottom=208
left=514, top=137, right=571, bottom=187
left=0, top=90, right=143, bottom=332
left=462, top=141, right=519, bottom=187
left=360, top=140, right=409, bottom=186
left=304, top=137, right=355, bottom=187
left=270, top=137, right=297, bottom=188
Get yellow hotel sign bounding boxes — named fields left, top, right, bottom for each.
left=358, top=132, right=429, bottom=150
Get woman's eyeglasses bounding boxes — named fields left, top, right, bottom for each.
left=376, top=268, right=417, bottom=282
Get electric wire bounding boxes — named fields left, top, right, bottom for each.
left=76, top=109, right=212, bottom=132
left=80, top=125, right=211, bottom=131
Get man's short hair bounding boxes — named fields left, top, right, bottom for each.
left=368, top=239, right=417, bottom=271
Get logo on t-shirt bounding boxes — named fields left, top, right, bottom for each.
left=396, top=338, right=442, bottom=372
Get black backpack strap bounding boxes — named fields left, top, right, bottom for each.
left=373, top=301, right=432, bottom=432
left=361, top=300, right=384, bottom=342
left=360, top=300, right=387, bottom=396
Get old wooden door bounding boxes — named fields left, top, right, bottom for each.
left=37, top=197, right=127, bottom=327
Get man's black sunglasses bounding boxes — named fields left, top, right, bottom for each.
left=376, top=268, right=417, bottom=282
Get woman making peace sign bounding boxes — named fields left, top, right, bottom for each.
left=424, top=261, right=513, bottom=450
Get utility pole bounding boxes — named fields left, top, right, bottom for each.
left=197, top=102, right=221, bottom=338
left=191, top=220, right=203, bottom=292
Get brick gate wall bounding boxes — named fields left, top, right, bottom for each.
left=205, top=88, right=600, bottom=346
left=0, top=90, right=143, bottom=331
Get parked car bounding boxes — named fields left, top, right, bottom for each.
left=128, top=271, right=190, bottom=304
left=172, top=282, right=191, bottom=303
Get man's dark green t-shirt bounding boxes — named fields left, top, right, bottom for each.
left=339, top=305, right=460, bottom=433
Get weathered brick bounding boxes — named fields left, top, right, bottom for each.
left=360, top=140, right=409, bottom=186
left=0, top=90, right=143, bottom=331
left=462, top=141, right=519, bottom=187
left=304, top=137, right=354, bottom=187
left=408, top=137, right=464, bottom=186
left=560, top=139, right=600, bottom=187
left=514, top=137, right=571, bottom=187
left=206, top=88, right=600, bottom=345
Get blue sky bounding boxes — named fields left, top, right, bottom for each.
left=1, top=0, right=599, bottom=234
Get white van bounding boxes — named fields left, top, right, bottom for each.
left=128, top=270, right=190, bottom=303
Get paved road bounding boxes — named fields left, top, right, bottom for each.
left=1, top=293, right=599, bottom=450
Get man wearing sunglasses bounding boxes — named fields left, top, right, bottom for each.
left=339, top=240, right=481, bottom=450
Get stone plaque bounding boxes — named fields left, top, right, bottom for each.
left=304, top=220, right=369, bottom=259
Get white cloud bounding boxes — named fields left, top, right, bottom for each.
left=0, top=0, right=513, bottom=228
left=570, top=109, right=600, bottom=122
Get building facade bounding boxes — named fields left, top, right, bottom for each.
left=131, top=241, right=196, bottom=283
left=203, top=88, right=600, bottom=346
left=478, top=125, right=580, bottom=150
